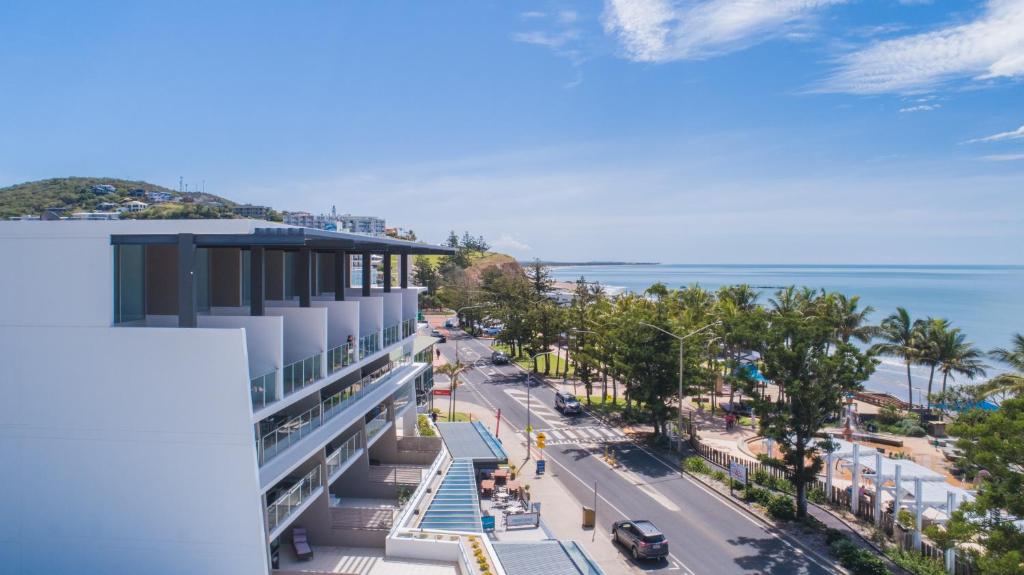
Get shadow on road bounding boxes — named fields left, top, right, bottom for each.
left=727, top=535, right=818, bottom=574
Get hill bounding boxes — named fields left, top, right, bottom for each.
left=0, top=177, right=237, bottom=219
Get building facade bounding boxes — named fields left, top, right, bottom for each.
left=0, top=220, right=449, bottom=575
left=233, top=204, right=271, bottom=219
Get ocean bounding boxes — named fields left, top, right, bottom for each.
left=548, top=264, right=1024, bottom=401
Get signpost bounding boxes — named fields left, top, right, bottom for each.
left=729, top=461, right=748, bottom=496
left=536, top=459, right=546, bottom=475
left=481, top=515, right=496, bottom=531
left=432, top=388, right=451, bottom=396
left=505, top=512, right=540, bottom=529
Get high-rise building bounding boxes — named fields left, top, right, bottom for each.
left=0, top=220, right=451, bottom=575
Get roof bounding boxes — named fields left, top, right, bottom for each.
left=413, top=334, right=438, bottom=355
left=418, top=458, right=481, bottom=533
left=110, top=225, right=454, bottom=255
left=435, top=422, right=508, bottom=464
left=491, top=541, right=605, bottom=575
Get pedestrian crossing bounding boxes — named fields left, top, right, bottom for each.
left=533, top=426, right=629, bottom=446
left=503, top=389, right=562, bottom=423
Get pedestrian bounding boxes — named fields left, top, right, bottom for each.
left=435, top=348, right=441, bottom=360
left=430, top=411, right=438, bottom=424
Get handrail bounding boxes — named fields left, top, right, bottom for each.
left=391, top=445, right=449, bottom=535
left=283, top=351, right=323, bottom=396
left=366, top=411, right=390, bottom=442
left=327, top=342, right=355, bottom=374
left=402, top=318, right=416, bottom=338
left=359, top=332, right=380, bottom=359
left=250, top=370, right=277, bottom=410
left=266, top=464, right=322, bottom=533
left=326, top=432, right=362, bottom=479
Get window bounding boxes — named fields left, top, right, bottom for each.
left=241, top=249, right=251, bottom=306
left=113, top=244, right=145, bottom=323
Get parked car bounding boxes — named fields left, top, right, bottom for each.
left=611, top=520, right=668, bottom=561
left=554, top=391, right=582, bottom=415
left=482, top=324, right=503, bottom=336
left=491, top=351, right=509, bottom=365
left=430, top=329, right=446, bottom=343
left=443, top=318, right=457, bottom=328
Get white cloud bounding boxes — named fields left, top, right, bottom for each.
left=981, top=153, right=1024, bottom=161
left=558, top=10, right=579, bottom=24
left=521, top=11, right=547, bottom=19
left=822, top=0, right=1024, bottom=94
left=966, top=124, right=1024, bottom=143
left=602, top=0, right=844, bottom=62
left=512, top=30, right=579, bottom=48
left=899, top=104, right=941, bottom=112
left=491, top=233, right=532, bottom=253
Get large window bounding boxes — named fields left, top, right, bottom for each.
left=113, top=244, right=145, bottom=324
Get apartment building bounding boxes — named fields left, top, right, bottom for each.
left=0, top=219, right=450, bottom=575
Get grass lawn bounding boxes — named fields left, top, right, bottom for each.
left=491, top=342, right=576, bottom=377
left=434, top=411, right=473, bottom=423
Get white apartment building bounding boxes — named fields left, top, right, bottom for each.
left=0, top=220, right=449, bottom=575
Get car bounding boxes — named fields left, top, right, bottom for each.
left=554, top=391, right=582, bottom=415
left=482, top=324, right=503, bottom=336
left=491, top=351, right=509, bottom=365
left=430, top=329, right=446, bottom=343
left=611, top=520, right=668, bottom=561
left=443, top=318, right=457, bottom=328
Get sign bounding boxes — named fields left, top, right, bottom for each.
left=432, top=388, right=451, bottom=396
left=536, top=459, right=546, bottom=475
left=481, top=515, right=496, bottom=531
left=729, top=461, right=748, bottom=486
left=536, top=432, right=546, bottom=449
left=505, top=512, right=540, bottom=529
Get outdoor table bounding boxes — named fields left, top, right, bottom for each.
left=507, top=480, right=521, bottom=494
left=480, top=479, right=495, bottom=496
left=492, top=469, right=509, bottom=484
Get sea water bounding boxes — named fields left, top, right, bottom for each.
left=549, top=264, right=1024, bottom=400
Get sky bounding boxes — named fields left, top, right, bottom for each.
left=1, top=0, right=1022, bottom=264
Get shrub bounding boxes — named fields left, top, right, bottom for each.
left=752, top=469, right=771, bottom=485
left=683, top=456, right=710, bottom=475
left=903, top=425, right=927, bottom=438
left=830, top=539, right=890, bottom=575
left=808, top=486, right=827, bottom=504
left=767, top=495, right=796, bottom=521
left=769, top=476, right=795, bottom=494
left=886, top=546, right=946, bottom=575
left=896, top=510, right=915, bottom=530
left=417, top=414, right=436, bottom=437
left=825, top=528, right=847, bottom=546
left=745, top=486, right=773, bottom=506
left=830, top=539, right=860, bottom=563
left=710, top=470, right=727, bottom=483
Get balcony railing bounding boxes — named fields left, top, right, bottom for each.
left=383, top=324, right=401, bottom=347
left=327, top=342, right=355, bottom=375
left=283, top=352, right=323, bottom=396
left=326, top=432, right=362, bottom=479
left=359, top=332, right=380, bottom=359
left=266, top=465, right=322, bottom=534
left=366, top=411, right=389, bottom=442
left=402, top=318, right=416, bottom=338
left=251, top=370, right=277, bottom=411
left=259, top=358, right=411, bottom=465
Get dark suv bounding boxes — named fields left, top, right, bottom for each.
left=554, top=391, right=581, bottom=415
left=612, top=520, right=668, bottom=561
left=491, top=351, right=509, bottom=365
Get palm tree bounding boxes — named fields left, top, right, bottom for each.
left=918, top=318, right=951, bottom=410
left=871, top=307, right=925, bottom=407
left=978, top=333, right=1024, bottom=399
left=934, top=328, right=987, bottom=411
left=435, top=362, right=467, bottom=421
left=828, top=293, right=877, bottom=344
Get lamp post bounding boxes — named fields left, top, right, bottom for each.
left=638, top=320, right=721, bottom=452
left=525, top=350, right=554, bottom=460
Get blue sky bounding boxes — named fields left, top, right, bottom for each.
left=1, top=0, right=1022, bottom=264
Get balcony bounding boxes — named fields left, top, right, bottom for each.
left=259, top=358, right=412, bottom=466
left=326, top=342, right=355, bottom=375
left=383, top=323, right=401, bottom=347
left=358, top=333, right=380, bottom=359
left=326, top=432, right=363, bottom=482
left=266, top=464, right=323, bottom=535
left=283, top=352, right=323, bottom=397
left=250, top=370, right=277, bottom=410
left=402, top=318, right=416, bottom=338
left=366, top=411, right=389, bottom=444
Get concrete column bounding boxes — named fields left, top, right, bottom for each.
left=383, top=253, right=392, bottom=293
left=400, top=254, right=409, bottom=289
left=914, top=478, right=923, bottom=550
left=851, top=443, right=861, bottom=514
left=250, top=246, right=265, bottom=316
left=297, top=247, right=311, bottom=307
left=875, top=451, right=884, bottom=526
left=177, top=234, right=197, bottom=327
left=333, top=251, right=345, bottom=301
left=894, top=464, right=903, bottom=515
left=826, top=451, right=834, bottom=495
left=945, top=492, right=957, bottom=574
left=361, top=251, right=371, bottom=296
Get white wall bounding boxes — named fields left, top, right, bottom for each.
left=265, top=307, right=327, bottom=365
left=381, top=292, right=403, bottom=328
left=198, top=315, right=283, bottom=378
left=343, top=295, right=383, bottom=339
left=311, top=300, right=360, bottom=349
left=0, top=325, right=267, bottom=575
left=401, top=288, right=419, bottom=321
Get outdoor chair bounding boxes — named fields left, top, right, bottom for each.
left=292, top=527, right=313, bottom=561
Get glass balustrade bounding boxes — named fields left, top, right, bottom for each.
left=365, top=411, right=389, bottom=442
left=383, top=324, right=400, bottom=347
left=283, top=352, right=323, bottom=396
left=327, top=342, right=355, bottom=374
left=266, top=465, right=322, bottom=533
left=250, top=370, right=277, bottom=410
left=325, top=433, right=362, bottom=479
left=402, top=318, right=416, bottom=338
left=359, top=333, right=380, bottom=359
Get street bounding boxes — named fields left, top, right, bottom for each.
left=434, top=328, right=839, bottom=575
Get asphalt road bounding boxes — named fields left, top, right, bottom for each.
left=434, top=328, right=839, bottom=575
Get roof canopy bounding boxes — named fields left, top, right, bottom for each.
left=436, top=422, right=508, bottom=464
left=111, top=226, right=454, bottom=255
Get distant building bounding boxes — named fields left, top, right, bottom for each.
left=334, top=214, right=386, bottom=236
left=8, top=215, right=41, bottom=221
left=41, top=207, right=68, bottom=220
left=96, top=202, right=120, bottom=211
left=68, top=211, right=120, bottom=220
left=120, top=200, right=149, bottom=213
left=283, top=211, right=323, bottom=229
left=232, top=204, right=271, bottom=219
left=129, top=188, right=147, bottom=197
left=146, top=191, right=174, bottom=204
left=90, top=184, right=117, bottom=195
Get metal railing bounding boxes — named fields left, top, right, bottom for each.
left=266, top=465, right=322, bottom=534
left=366, top=411, right=389, bottom=442
left=250, top=370, right=277, bottom=410
left=260, top=358, right=411, bottom=465
left=327, top=342, right=355, bottom=374
left=359, top=332, right=380, bottom=359
left=283, top=352, right=323, bottom=396
left=383, top=323, right=401, bottom=347
left=402, top=318, right=416, bottom=338
left=326, top=433, right=362, bottom=479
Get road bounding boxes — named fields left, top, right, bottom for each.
left=434, top=328, right=838, bottom=575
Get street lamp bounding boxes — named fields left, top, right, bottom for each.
left=638, top=320, right=722, bottom=451
left=525, top=350, right=554, bottom=460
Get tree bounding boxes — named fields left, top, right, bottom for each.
left=919, top=318, right=952, bottom=411
left=872, top=307, right=925, bottom=407
left=934, top=328, right=988, bottom=411
left=978, top=334, right=1024, bottom=399
left=824, top=293, right=877, bottom=345
left=413, top=257, right=441, bottom=307
left=757, top=290, right=876, bottom=519
left=941, top=398, right=1024, bottom=574
left=435, top=362, right=467, bottom=421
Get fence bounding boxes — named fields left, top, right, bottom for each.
left=689, top=433, right=974, bottom=575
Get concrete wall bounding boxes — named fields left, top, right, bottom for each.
left=401, top=288, right=419, bottom=321
left=266, top=306, right=327, bottom=366
left=343, top=294, right=383, bottom=341
left=0, top=325, right=267, bottom=575
left=198, top=314, right=283, bottom=380
left=210, top=247, right=242, bottom=307
left=311, top=300, right=360, bottom=349
left=380, top=291, right=403, bottom=328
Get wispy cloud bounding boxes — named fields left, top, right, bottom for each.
left=491, top=233, right=532, bottom=253
left=965, top=124, right=1024, bottom=143
left=821, top=0, right=1024, bottom=94
left=899, top=104, right=941, bottom=113
left=512, top=30, right=579, bottom=48
left=981, top=153, right=1024, bottom=161
left=513, top=9, right=586, bottom=86
left=521, top=11, right=547, bottom=19
left=602, top=0, right=845, bottom=62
